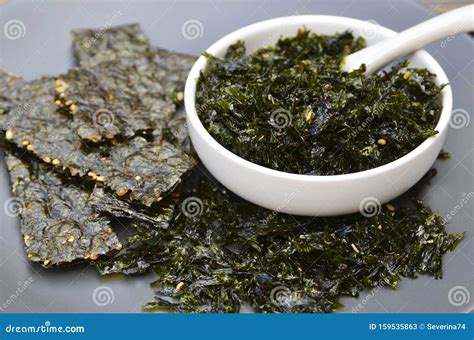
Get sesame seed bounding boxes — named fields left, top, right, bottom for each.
left=176, top=282, right=185, bottom=291
left=351, top=243, right=360, bottom=254
left=116, top=188, right=128, bottom=197
left=5, top=129, right=13, bottom=140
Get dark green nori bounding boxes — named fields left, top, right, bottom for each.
left=1, top=76, right=196, bottom=206
left=92, top=189, right=181, bottom=275
left=196, top=29, right=443, bottom=175
left=4, top=149, right=121, bottom=266
left=90, top=187, right=176, bottom=227
left=165, top=111, right=194, bottom=155
left=55, top=60, right=174, bottom=141
left=71, top=23, right=152, bottom=68
left=0, top=70, right=25, bottom=116
left=438, top=149, right=450, bottom=160
left=67, top=25, right=195, bottom=142
left=143, top=172, right=463, bottom=313
left=152, top=47, right=197, bottom=96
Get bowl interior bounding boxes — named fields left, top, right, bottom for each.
left=185, top=15, right=452, bottom=180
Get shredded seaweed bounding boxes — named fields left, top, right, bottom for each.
left=196, top=29, right=444, bottom=175
left=142, top=171, right=463, bottom=313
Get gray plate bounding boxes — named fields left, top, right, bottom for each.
left=0, top=0, right=472, bottom=314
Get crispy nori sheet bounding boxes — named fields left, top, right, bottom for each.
left=71, top=23, right=152, bottom=68
left=90, top=187, right=177, bottom=227
left=152, top=47, right=196, bottom=96
left=91, top=187, right=181, bottom=275
left=70, top=23, right=196, bottom=145
left=0, top=70, right=25, bottom=116
left=2, top=76, right=196, bottom=206
left=4, top=150, right=122, bottom=266
left=72, top=24, right=196, bottom=93
left=142, top=171, right=463, bottom=313
left=165, top=111, right=194, bottom=155
left=55, top=60, right=174, bottom=141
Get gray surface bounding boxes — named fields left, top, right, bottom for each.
left=0, top=0, right=472, bottom=313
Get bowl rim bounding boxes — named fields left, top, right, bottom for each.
left=184, top=15, right=453, bottom=183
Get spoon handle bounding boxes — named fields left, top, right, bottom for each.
left=343, top=4, right=474, bottom=74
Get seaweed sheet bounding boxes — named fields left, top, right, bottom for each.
left=91, top=187, right=181, bottom=275
left=0, top=70, right=26, bottom=116
left=151, top=47, right=196, bottom=96
left=1, top=76, right=196, bottom=206
left=71, top=23, right=197, bottom=95
left=55, top=60, right=174, bottom=141
left=4, top=149, right=122, bottom=266
left=71, top=23, right=152, bottom=68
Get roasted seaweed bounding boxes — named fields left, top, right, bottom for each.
left=55, top=60, right=174, bottom=141
left=72, top=23, right=152, bottom=68
left=0, top=23, right=462, bottom=315
left=4, top=149, right=121, bottom=266
left=92, top=188, right=181, bottom=275
left=143, top=172, right=463, bottom=313
left=1, top=77, right=196, bottom=206
left=66, top=25, right=195, bottom=142
left=0, top=70, right=25, bottom=116
left=152, top=47, right=196, bottom=96
left=196, top=29, right=443, bottom=175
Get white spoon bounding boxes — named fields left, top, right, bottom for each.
left=342, top=4, right=474, bottom=74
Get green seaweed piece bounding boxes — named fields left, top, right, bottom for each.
left=71, top=23, right=152, bottom=68
left=92, top=189, right=181, bottom=275
left=3, top=148, right=122, bottom=266
left=196, top=29, right=443, bottom=175
left=143, top=172, right=463, bottom=313
left=152, top=47, right=197, bottom=96
left=0, top=70, right=26, bottom=116
left=68, top=24, right=195, bottom=142
left=1, top=76, right=196, bottom=206
left=55, top=60, right=174, bottom=141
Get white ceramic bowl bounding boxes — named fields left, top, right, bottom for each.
left=184, top=15, right=452, bottom=216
